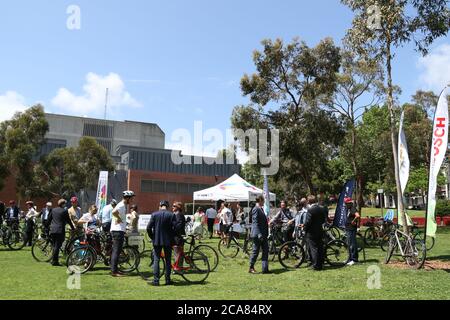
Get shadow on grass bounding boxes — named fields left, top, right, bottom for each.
left=427, top=255, right=450, bottom=261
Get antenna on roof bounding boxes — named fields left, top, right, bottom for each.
left=104, top=88, right=109, bottom=120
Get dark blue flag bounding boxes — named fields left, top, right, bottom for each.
left=333, top=179, right=355, bottom=228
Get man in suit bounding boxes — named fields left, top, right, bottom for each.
left=40, top=202, right=52, bottom=238
left=249, top=195, right=270, bottom=274
left=5, top=200, right=20, bottom=226
left=303, top=195, right=327, bottom=271
left=147, top=200, right=176, bottom=286
left=0, top=201, right=5, bottom=226
left=48, top=199, right=75, bottom=266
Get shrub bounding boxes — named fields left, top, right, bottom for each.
left=435, top=200, right=450, bottom=217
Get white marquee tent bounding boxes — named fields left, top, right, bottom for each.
left=193, top=174, right=276, bottom=203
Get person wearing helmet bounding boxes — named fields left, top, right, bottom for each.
left=110, top=190, right=135, bottom=277
left=99, top=199, right=117, bottom=233
left=24, top=201, right=39, bottom=246
left=344, top=197, right=360, bottom=266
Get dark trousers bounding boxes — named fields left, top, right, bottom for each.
left=102, top=222, right=111, bottom=233
left=153, top=245, right=172, bottom=284
left=25, top=220, right=35, bottom=246
left=249, top=237, right=269, bottom=272
left=50, top=233, right=65, bottom=264
left=207, top=218, right=215, bottom=237
left=110, top=231, right=125, bottom=274
left=282, top=224, right=294, bottom=243
left=306, top=236, right=324, bottom=270
left=42, top=220, right=50, bottom=239
left=346, top=229, right=359, bottom=262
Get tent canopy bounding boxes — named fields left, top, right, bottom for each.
left=193, top=174, right=276, bottom=202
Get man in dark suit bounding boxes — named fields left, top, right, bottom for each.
left=147, top=200, right=176, bottom=286
left=0, top=201, right=5, bottom=226
left=5, top=200, right=20, bottom=226
left=249, top=195, right=270, bottom=274
left=40, top=202, right=53, bottom=238
left=303, top=195, right=327, bottom=271
left=48, top=199, right=75, bottom=266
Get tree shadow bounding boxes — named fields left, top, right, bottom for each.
left=427, top=255, right=450, bottom=261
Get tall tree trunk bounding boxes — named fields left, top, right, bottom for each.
left=386, top=39, right=408, bottom=234
left=350, top=124, right=364, bottom=211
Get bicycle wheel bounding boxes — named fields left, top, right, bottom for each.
left=218, top=238, right=239, bottom=259
left=364, top=227, right=378, bottom=247
left=380, top=235, right=390, bottom=252
left=66, top=246, right=96, bottom=274
left=137, top=250, right=165, bottom=281
left=413, top=231, right=435, bottom=251
left=278, top=241, right=305, bottom=270
left=405, top=239, right=426, bottom=269
left=7, top=230, right=26, bottom=251
left=32, top=238, right=53, bottom=262
left=384, top=236, right=396, bottom=264
left=325, top=240, right=348, bottom=267
left=356, top=233, right=365, bottom=253
left=180, top=248, right=210, bottom=284
left=118, top=246, right=140, bottom=274
left=329, top=226, right=342, bottom=240
left=194, top=244, right=219, bottom=272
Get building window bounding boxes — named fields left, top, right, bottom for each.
left=140, top=179, right=211, bottom=194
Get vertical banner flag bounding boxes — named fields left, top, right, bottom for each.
left=96, top=171, right=109, bottom=214
left=427, top=86, right=449, bottom=238
left=333, top=179, right=355, bottom=228
left=263, top=171, right=270, bottom=217
left=398, top=111, right=412, bottom=226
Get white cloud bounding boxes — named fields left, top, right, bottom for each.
left=418, top=44, right=450, bottom=91
left=0, top=91, right=27, bottom=122
left=51, top=72, right=142, bottom=117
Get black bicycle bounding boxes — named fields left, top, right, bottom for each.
left=0, top=220, right=26, bottom=251
left=278, top=226, right=349, bottom=270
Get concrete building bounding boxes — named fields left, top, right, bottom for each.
left=1, top=113, right=240, bottom=213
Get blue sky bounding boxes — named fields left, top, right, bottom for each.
left=0, top=0, right=449, bottom=157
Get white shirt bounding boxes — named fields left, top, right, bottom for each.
left=26, top=208, right=39, bottom=220
left=110, top=201, right=127, bottom=232
left=206, top=208, right=217, bottom=219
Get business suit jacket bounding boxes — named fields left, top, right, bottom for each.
left=40, top=208, right=52, bottom=224
left=48, top=207, right=75, bottom=235
left=5, top=206, right=20, bottom=220
left=303, top=204, right=327, bottom=239
left=250, top=206, right=269, bottom=239
left=147, top=210, right=176, bottom=247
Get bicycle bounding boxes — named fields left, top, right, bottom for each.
left=410, top=223, right=435, bottom=251
left=31, top=228, right=84, bottom=263
left=0, top=220, right=26, bottom=251
left=363, top=217, right=394, bottom=249
left=217, top=223, right=253, bottom=259
left=66, top=228, right=140, bottom=274
left=137, top=240, right=211, bottom=284
left=384, top=227, right=426, bottom=269
left=278, top=226, right=349, bottom=270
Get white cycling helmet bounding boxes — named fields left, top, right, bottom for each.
left=123, top=190, right=135, bottom=198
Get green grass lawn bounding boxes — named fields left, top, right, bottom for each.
left=1, top=228, right=450, bottom=300
left=328, top=207, right=426, bottom=218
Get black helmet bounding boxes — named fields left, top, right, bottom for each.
left=159, top=200, right=169, bottom=208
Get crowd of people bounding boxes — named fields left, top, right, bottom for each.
left=1, top=191, right=361, bottom=283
